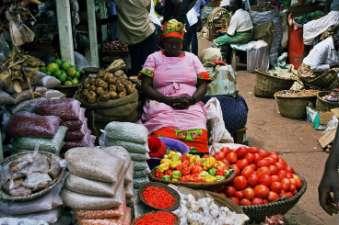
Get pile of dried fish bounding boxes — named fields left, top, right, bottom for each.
left=0, top=152, right=61, bottom=197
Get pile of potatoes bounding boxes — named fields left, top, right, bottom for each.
left=80, top=69, right=136, bottom=104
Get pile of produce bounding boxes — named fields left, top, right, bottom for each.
left=41, top=59, right=81, bottom=86
left=153, top=151, right=233, bottom=184
left=140, top=184, right=179, bottom=210
left=213, top=146, right=303, bottom=206
left=102, top=40, right=128, bottom=54
left=79, top=59, right=136, bottom=104
left=134, top=211, right=178, bottom=225
left=275, top=90, right=318, bottom=98
left=0, top=152, right=63, bottom=197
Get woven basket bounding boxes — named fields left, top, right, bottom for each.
left=149, top=168, right=235, bottom=190
left=274, top=90, right=318, bottom=119
left=304, top=70, right=338, bottom=90
left=241, top=176, right=307, bottom=222
left=254, top=71, right=295, bottom=98
left=316, top=91, right=339, bottom=112
left=0, top=151, right=66, bottom=202
left=138, top=182, right=181, bottom=211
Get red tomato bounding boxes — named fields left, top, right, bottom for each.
left=230, top=197, right=240, bottom=205
left=268, top=191, right=280, bottom=202
left=271, top=181, right=282, bottom=194
left=225, top=186, right=236, bottom=197
left=271, top=175, right=279, bottom=182
left=254, top=185, right=270, bottom=199
left=247, top=173, right=258, bottom=187
left=232, top=164, right=241, bottom=176
left=258, top=149, right=270, bottom=158
left=269, top=165, right=279, bottom=175
left=285, top=165, right=294, bottom=173
left=262, top=199, right=269, bottom=204
left=281, top=191, right=293, bottom=199
left=226, top=152, right=238, bottom=164
left=257, top=166, right=271, bottom=177
left=243, top=187, right=255, bottom=200
left=241, top=165, right=255, bottom=178
left=258, top=174, right=271, bottom=187
left=234, top=191, right=244, bottom=199
left=276, top=161, right=286, bottom=170
left=245, top=153, right=255, bottom=163
left=289, top=184, right=296, bottom=193
left=253, top=153, right=261, bottom=162
left=240, top=198, right=252, bottom=206
left=293, top=175, right=302, bottom=189
left=252, top=197, right=264, bottom=205
left=214, top=151, right=225, bottom=161
left=278, top=170, right=287, bottom=179
left=222, top=159, right=230, bottom=167
left=286, top=172, right=293, bottom=179
left=233, top=176, right=248, bottom=190
left=248, top=147, right=259, bottom=153
left=236, top=147, right=248, bottom=159
left=270, top=152, right=279, bottom=161
left=256, top=159, right=271, bottom=168
left=281, top=178, right=291, bottom=191
left=236, top=158, right=249, bottom=170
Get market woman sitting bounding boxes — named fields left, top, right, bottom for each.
left=140, top=19, right=211, bottom=154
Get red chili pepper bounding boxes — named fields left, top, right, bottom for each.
left=142, top=186, right=176, bottom=209
left=135, top=211, right=176, bottom=225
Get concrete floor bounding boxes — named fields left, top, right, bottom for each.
left=237, top=72, right=338, bottom=225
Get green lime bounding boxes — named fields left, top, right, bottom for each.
left=53, top=70, right=62, bottom=78
left=55, top=59, right=63, bottom=66
left=40, top=66, right=47, bottom=73
left=65, top=80, right=73, bottom=86
left=59, top=72, right=67, bottom=82
left=62, top=62, right=72, bottom=71
left=67, top=67, right=77, bottom=77
left=71, top=78, right=79, bottom=85
left=75, top=71, right=81, bottom=78
left=47, top=63, right=59, bottom=74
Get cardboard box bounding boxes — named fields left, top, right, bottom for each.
left=319, top=111, right=334, bottom=125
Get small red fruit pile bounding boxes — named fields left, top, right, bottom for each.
left=213, top=146, right=303, bottom=206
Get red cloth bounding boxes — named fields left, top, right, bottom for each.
left=288, top=26, right=304, bottom=69
left=148, top=136, right=167, bottom=158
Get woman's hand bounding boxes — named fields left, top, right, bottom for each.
left=165, top=96, right=194, bottom=109
left=318, top=169, right=339, bottom=215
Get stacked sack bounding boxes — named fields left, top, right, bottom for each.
left=34, top=98, right=95, bottom=153
left=0, top=152, right=68, bottom=224
left=8, top=112, right=67, bottom=154
left=100, top=122, right=150, bottom=191
left=61, top=147, right=133, bottom=225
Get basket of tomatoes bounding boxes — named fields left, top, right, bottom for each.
left=150, top=151, right=235, bottom=190
left=213, top=145, right=307, bottom=222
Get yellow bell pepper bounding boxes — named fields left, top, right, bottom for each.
left=170, top=160, right=181, bottom=169
left=160, top=158, right=171, bottom=165
left=158, top=162, right=170, bottom=172
left=202, top=156, right=216, bottom=170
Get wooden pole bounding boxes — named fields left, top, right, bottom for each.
left=56, top=0, right=75, bottom=64
left=86, top=0, right=100, bottom=67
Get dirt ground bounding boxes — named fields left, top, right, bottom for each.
left=237, top=72, right=338, bottom=225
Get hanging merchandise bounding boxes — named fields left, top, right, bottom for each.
left=288, top=25, right=304, bottom=69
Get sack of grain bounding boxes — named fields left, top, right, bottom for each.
left=65, top=147, right=124, bottom=183
left=75, top=202, right=125, bottom=219
left=134, top=161, right=149, bottom=172
left=104, top=122, right=148, bottom=144
left=133, top=177, right=149, bottom=189
left=102, top=139, right=149, bottom=154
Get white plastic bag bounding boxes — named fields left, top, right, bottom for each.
left=204, top=98, right=234, bottom=145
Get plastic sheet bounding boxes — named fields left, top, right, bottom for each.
left=65, top=147, right=124, bottom=183
left=12, top=126, right=68, bottom=154
left=15, top=209, right=60, bottom=224
left=0, top=218, right=48, bottom=225
left=8, top=112, right=61, bottom=138
left=36, top=98, right=81, bottom=121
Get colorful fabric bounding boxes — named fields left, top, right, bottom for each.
left=213, top=30, right=253, bottom=47
left=161, top=19, right=185, bottom=39
left=148, top=136, right=167, bottom=158
left=151, top=127, right=209, bottom=153
left=141, top=51, right=210, bottom=153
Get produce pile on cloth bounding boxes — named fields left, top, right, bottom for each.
left=61, top=146, right=133, bottom=225
left=154, top=151, right=233, bottom=184
left=213, top=146, right=303, bottom=206
left=0, top=151, right=66, bottom=224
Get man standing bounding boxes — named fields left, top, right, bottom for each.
left=115, top=0, right=157, bottom=75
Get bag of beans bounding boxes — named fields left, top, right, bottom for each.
left=104, top=122, right=148, bottom=144
left=36, top=98, right=81, bottom=121
left=75, top=202, right=125, bottom=219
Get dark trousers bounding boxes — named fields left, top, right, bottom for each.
left=128, top=32, right=159, bottom=75
left=221, top=44, right=232, bottom=65
left=184, top=23, right=198, bottom=55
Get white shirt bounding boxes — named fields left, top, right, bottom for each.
left=303, top=37, right=339, bottom=72
left=227, top=8, right=253, bottom=36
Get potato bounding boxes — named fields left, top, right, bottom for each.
left=109, top=91, right=118, bottom=99
left=98, top=93, right=110, bottom=102
left=118, top=91, right=127, bottom=98
left=96, top=79, right=108, bottom=89
left=86, top=91, right=97, bottom=104
left=114, top=70, right=125, bottom=77
left=96, top=87, right=105, bottom=96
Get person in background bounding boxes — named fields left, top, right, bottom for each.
left=319, top=127, right=339, bottom=215
left=107, top=0, right=118, bottom=40
left=162, top=0, right=197, bottom=22
left=298, top=30, right=339, bottom=85
left=140, top=19, right=211, bottom=153
left=184, top=0, right=209, bottom=55
left=115, top=0, right=158, bottom=75
left=213, top=0, right=253, bottom=64
left=303, top=0, right=339, bottom=46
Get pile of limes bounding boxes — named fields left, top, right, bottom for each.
left=40, top=59, right=81, bottom=86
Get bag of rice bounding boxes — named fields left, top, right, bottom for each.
left=130, top=153, right=149, bottom=162
left=134, top=161, right=148, bottom=171
left=65, top=147, right=124, bottom=183
left=75, top=202, right=125, bottom=219
left=36, top=98, right=81, bottom=121
left=104, top=122, right=148, bottom=144
left=12, top=126, right=67, bottom=154
left=133, top=177, right=149, bottom=189
left=103, top=139, right=148, bottom=154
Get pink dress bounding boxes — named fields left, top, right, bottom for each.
left=141, top=51, right=210, bottom=133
